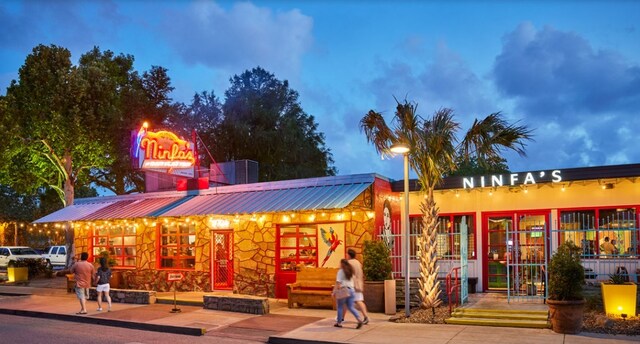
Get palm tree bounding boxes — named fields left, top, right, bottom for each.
left=360, top=99, right=532, bottom=315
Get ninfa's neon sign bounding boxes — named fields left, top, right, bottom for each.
left=462, top=170, right=562, bottom=189
left=131, top=122, right=196, bottom=177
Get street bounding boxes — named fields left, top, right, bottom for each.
left=0, top=314, right=264, bottom=344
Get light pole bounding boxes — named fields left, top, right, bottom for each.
left=390, top=143, right=411, bottom=317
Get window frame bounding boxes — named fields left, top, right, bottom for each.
left=90, top=224, right=137, bottom=269
left=557, top=205, right=639, bottom=259
left=409, top=212, right=477, bottom=261
left=156, top=221, right=197, bottom=271
left=276, top=224, right=319, bottom=273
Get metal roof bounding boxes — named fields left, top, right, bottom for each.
left=162, top=182, right=372, bottom=216
left=78, top=197, right=191, bottom=221
left=32, top=173, right=377, bottom=223
left=33, top=201, right=116, bottom=223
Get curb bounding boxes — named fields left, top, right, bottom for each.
left=0, top=308, right=206, bottom=336
left=268, top=336, right=343, bottom=344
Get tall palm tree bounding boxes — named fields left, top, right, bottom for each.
left=361, top=100, right=532, bottom=315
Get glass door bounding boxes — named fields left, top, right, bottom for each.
left=486, top=215, right=512, bottom=291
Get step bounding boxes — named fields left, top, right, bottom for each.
left=454, top=308, right=548, bottom=315
left=445, top=317, right=550, bottom=329
left=451, top=311, right=547, bottom=321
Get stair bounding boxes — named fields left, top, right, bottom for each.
left=445, top=308, right=550, bottom=329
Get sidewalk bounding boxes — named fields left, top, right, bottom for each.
left=269, top=318, right=640, bottom=344
left=1, top=280, right=638, bottom=343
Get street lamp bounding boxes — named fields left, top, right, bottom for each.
left=390, top=143, right=411, bottom=317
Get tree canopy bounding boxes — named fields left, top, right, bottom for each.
left=212, top=67, right=336, bottom=181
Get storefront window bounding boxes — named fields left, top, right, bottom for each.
left=159, top=222, right=196, bottom=269
left=410, top=214, right=475, bottom=260
left=92, top=225, right=136, bottom=267
left=559, top=208, right=638, bottom=258
left=278, top=225, right=318, bottom=272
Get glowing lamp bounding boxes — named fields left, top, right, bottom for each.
left=601, top=282, right=637, bottom=318
left=389, top=143, right=410, bottom=154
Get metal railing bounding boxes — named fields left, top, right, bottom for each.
left=446, top=266, right=461, bottom=314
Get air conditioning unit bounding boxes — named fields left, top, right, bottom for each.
left=210, top=160, right=259, bottom=185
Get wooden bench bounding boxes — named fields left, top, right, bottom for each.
left=287, top=267, right=338, bottom=309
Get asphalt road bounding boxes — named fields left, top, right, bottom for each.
left=0, top=314, right=264, bottom=344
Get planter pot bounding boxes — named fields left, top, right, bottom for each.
left=8, top=267, right=28, bottom=282
left=110, top=271, right=122, bottom=289
left=547, top=299, right=585, bottom=334
left=601, top=282, right=637, bottom=317
left=384, top=279, right=396, bottom=315
left=364, top=281, right=385, bottom=313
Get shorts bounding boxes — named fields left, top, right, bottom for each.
left=96, top=284, right=110, bottom=293
left=75, top=287, right=89, bottom=300
left=354, top=292, right=364, bottom=302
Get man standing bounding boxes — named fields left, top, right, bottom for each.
left=602, top=237, right=615, bottom=257
left=70, top=252, right=95, bottom=314
left=347, top=249, right=369, bottom=324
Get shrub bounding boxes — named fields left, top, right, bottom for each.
left=548, top=242, right=584, bottom=301
left=608, top=273, right=627, bottom=285
left=363, top=240, right=392, bottom=281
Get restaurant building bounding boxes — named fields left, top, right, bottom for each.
left=30, top=125, right=639, bottom=301
left=393, top=163, right=640, bottom=300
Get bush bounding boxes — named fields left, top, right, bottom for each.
left=548, top=242, right=584, bottom=301
left=363, top=240, right=392, bottom=281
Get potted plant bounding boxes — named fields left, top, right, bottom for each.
left=547, top=242, right=585, bottom=334
left=362, top=240, right=393, bottom=313
left=601, top=272, right=637, bottom=318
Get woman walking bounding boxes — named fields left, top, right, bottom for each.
left=333, top=259, right=363, bottom=329
left=95, top=257, right=112, bottom=312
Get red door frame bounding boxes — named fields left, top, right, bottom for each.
left=211, top=230, right=234, bottom=290
left=481, top=209, right=550, bottom=292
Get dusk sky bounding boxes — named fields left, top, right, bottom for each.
left=1, top=0, right=639, bottom=180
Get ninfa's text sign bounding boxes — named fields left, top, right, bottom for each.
left=462, top=170, right=562, bottom=189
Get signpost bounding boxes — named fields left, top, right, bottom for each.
left=167, top=272, right=184, bottom=313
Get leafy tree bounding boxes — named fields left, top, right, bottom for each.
left=214, top=67, right=336, bottom=181
left=448, top=155, right=510, bottom=177
left=361, top=100, right=532, bottom=314
left=165, top=91, right=223, bottom=168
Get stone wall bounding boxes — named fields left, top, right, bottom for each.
left=88, top=288, right=156, bottom=304
left=203, top=294, right=269, bottom=315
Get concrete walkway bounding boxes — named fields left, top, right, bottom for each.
left=1, top=278, right=638, bottom=343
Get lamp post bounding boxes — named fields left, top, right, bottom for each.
left=390, top=143, right=411, bottom=317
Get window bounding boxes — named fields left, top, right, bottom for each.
left=50, top=247, right=58, bottom=255
left=559, top=207, right=638, bottom=258
left=278, top=225, right=318, bottom=272
left=92, top=225, right=137, bottom=267
left=410, top=214, right=475, bottom=260
left=159, top=222, right=196, bottom=269
left=58, top=247, right=66, bottom=255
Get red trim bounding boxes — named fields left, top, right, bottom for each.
left=156, top=221, right=197, bottom=271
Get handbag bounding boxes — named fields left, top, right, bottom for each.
left=334, top=287, right=350, bottom=300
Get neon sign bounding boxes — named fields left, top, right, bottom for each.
left=131, top=122, right=196, bottom=176
left=462, top=170, right=562, bottom=189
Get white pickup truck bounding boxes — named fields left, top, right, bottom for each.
left=42, top=245, right=68, bottom=267
left=0, top=246, right=45, bottom=268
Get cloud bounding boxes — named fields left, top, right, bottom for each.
left=492, top=22, right=640, bottom=122
left=0, top=0, right=123, bottom=52
left=366, top=41, right=495, bottom=124
left=162, top=1, right=313, bottom=79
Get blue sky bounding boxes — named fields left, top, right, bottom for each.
left=1, top=0, right=639, bottom=180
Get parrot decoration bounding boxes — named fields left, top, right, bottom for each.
left=320, top=226, right=343, bottom=267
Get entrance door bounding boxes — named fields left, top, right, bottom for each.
left=211, top=231, right=234, bottom=290
left=485, top=215, right=512, bottom=291
left=483, top=212, right=549, bottom=294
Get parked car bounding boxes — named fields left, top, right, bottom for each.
left=42, top=245, right=67, bottom=267
left=0, top=246, right=46, bottom=268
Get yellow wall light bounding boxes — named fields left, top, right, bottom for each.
left=601, top=282, right=637, bottom=317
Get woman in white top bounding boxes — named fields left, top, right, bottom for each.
left=334, top=259, right=363, bottom=328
